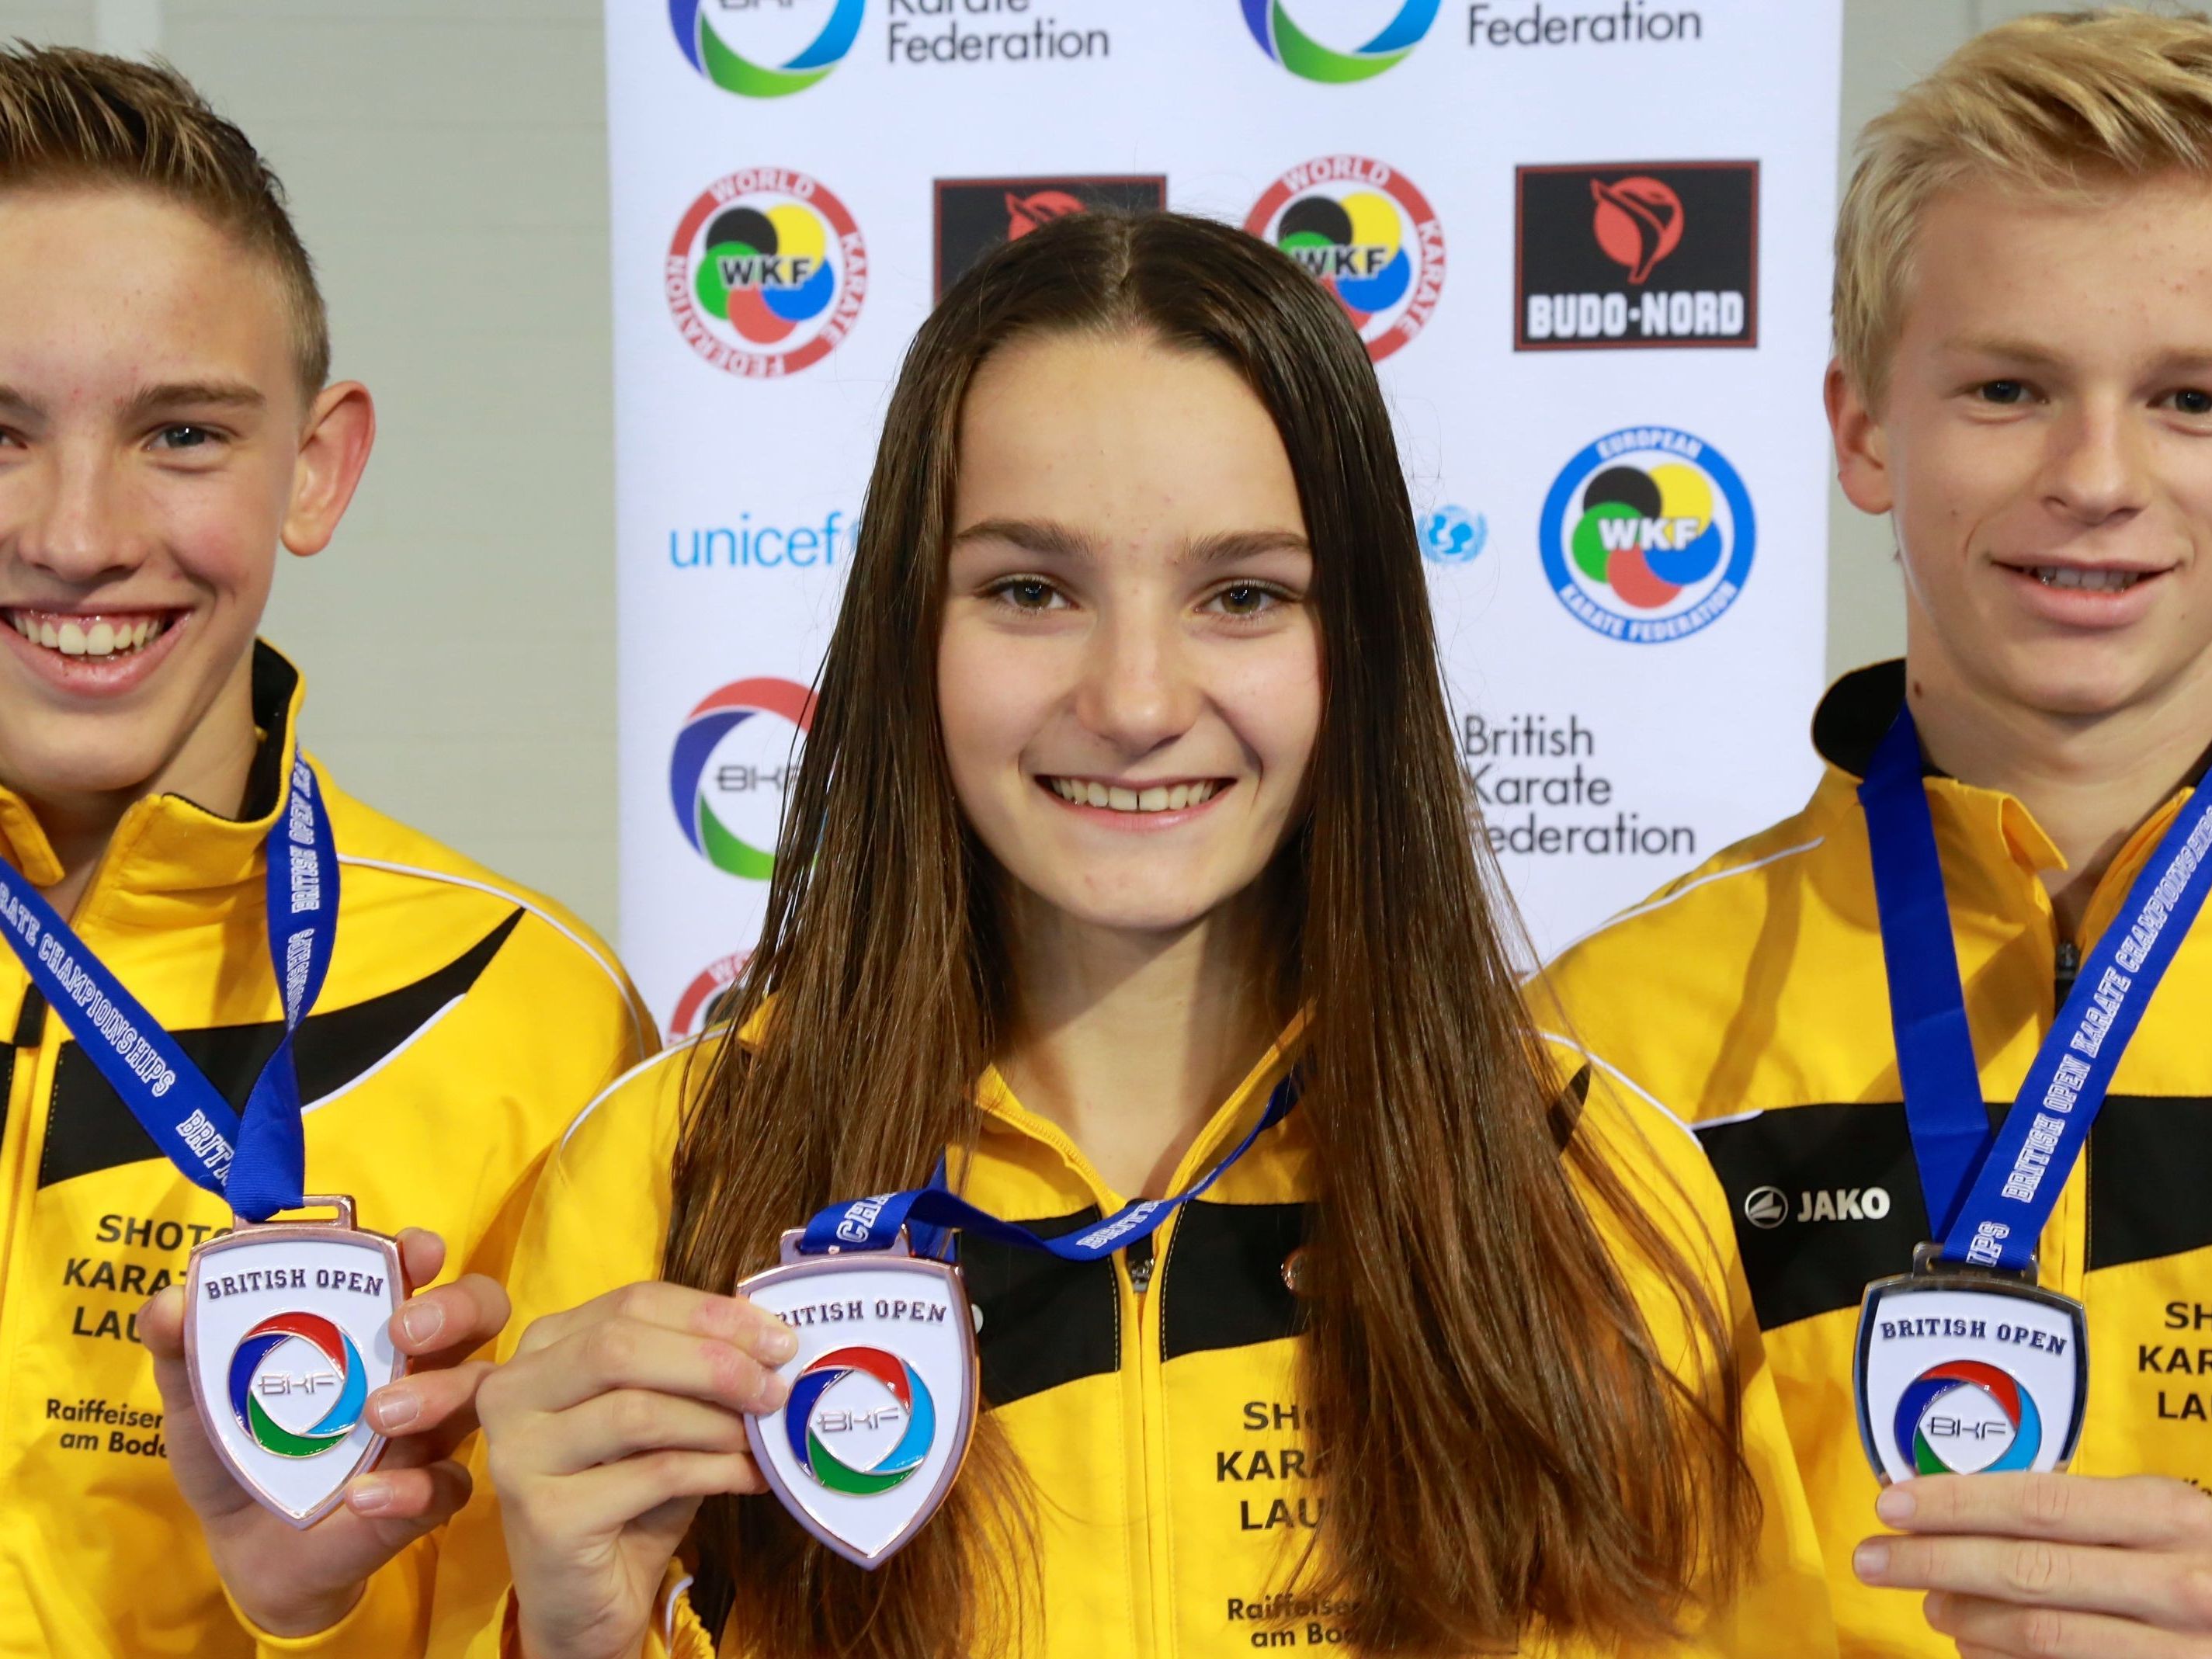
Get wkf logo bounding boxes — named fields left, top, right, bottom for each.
left=738, top=1237, right=978, bottom=1567
left=183, top=1221, right=405, bottom=1526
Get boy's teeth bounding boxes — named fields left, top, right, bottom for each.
left=1049, top=777, right=1220, bottom=814
left=9, top=613, right=168, bottom=658
left=2035, top=566, right=2141, bottom=592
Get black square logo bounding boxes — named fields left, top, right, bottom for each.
left=934, top=175, right=1169, bottom=299
left=1515, top=161, right=1758, bottom=351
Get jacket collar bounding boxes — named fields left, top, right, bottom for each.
left=0, top=640, right=307, bottom=904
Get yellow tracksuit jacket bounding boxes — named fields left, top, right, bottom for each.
left=277, top=1019, right=1839, bottom=1657
left=1535, top=659, right=2212, bottom=1656
left=0, top=644, right=654, bottom=1657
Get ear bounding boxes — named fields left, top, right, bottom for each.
left=1826, top=359, right=1893, bottom=516
left=281, top=381, right=376, bottom=558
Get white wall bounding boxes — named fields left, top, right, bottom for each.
left=0, top=0, right=2071, bottom=939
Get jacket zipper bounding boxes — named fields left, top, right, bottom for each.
left=2054, top=937, right=2081, bottom=1008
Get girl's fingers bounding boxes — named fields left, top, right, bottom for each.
left=526, top=1389, right=752, bottom=1476
left=512, top=1281, right=794, bottom=1373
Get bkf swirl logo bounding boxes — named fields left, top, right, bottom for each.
left=1895, top=1359, right=2042, bottom=1475
left=787, top=1345, right=937, bottom=1496
left=669, top=678, right=815, bottom=880
left=667, top=170, right=867, bottom=378
left=227, top=1312, right=367, bottom=1459
left=668, top=0, right=864, bottom=98
left=1540, top=426, right=1755, bottom=644
left=1245, top=156, right=1445, bottom=363
left=1240, top=0, right=1438, bottom=82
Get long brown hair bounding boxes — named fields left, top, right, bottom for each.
left=664, top=210, right=1758, bottom=1656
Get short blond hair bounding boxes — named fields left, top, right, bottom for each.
left=0, top=44, right=328, bottom=397
left=1837, top=8, right=2212, bottom=407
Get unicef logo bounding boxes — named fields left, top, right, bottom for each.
left=669, top=678, right=815, bottom=880
left=227, top=1312, right=367, bottom=1459
left=1540, top=425, right=1755, bottom=644
left=670, top=0, right=865, bottom=98
left=1241, top=0, right=1439, bottom=82
left=787, top=1345, right=937, bottom=1495
left=1894, top=1359, right=2041, bottom=1475
left=1421, top=505, right=1486, bottom=565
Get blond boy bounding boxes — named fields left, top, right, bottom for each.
left=0, top=48, right=651, bottom=1654
left=1540, top=11, right=2212, bottom=1655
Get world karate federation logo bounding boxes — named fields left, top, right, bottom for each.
left=1896, top=1359, right=2042, bottom=1475
left=787, top=1346, right=937, bottom=1496
left=228, top=1312, right=368, bottom=1459
left=667, top=169, right=867, bottom=378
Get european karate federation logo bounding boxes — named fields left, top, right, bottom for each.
left=668, top=0, right=864, bottom=98
left=787, top=1345, right=938, bottom=1496
left=669, top=678, right=815, bottom=880
left=1540, top=425, right=1755, bottom=643
left=1895, top=1359, right=2042, bottom=1475
left=1240, top=0, right=1439, bottom=81
left=1245, top=156, right=1446, bottom=363
left=228, top=1312, right=367, bottom=1459
left=667, top=169, right=866, bottom=378
left=1421, top=505, right=1486, bottom=565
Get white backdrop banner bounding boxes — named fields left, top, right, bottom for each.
left=609, top=0, right=1842, bottom=1036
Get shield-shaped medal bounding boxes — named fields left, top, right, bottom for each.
left=739, top=1230, right=978, bottom=1569
left=182, top=1198, right=406, bottom=1528
left=1855, top=1255, right=2089, bottom=1484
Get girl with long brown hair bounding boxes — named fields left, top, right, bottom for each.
left=430, top=210, right=1835, bottom=1659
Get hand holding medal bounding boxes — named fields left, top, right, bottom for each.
left=139, top=1225, right=512, bottom=1636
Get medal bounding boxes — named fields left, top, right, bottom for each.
left=1853, top=706, right=2212, bottom=1478
left=745, top=1078, right=1300, bottom=1566
left=738, top=1228, right=977, bottom=1568
left=1856, top=1245, right=2087, bottom=1483
left=0, top=756, right=378, bottom=1525
left=182, top=1196, right=407, bottom=1525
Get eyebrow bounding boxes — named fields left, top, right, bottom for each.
left=949, top=517, right=1312, bottom=564
left=1937, top=335, right=2068, bottom=369
left=121, top=380, right=266, bottom=421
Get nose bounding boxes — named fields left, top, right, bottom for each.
left=10, top=441, right=146, bottom=586
left=1072, top=602, right=1203, bottom=761
left=2040, top=397, right=2150, bottom=529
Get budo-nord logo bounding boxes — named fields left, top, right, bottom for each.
left=1241, top=0, right=1439, bottom=82
left=933, top=175, right=1166, bottom=298
left=1540, top=426, right=1753, bottom=643
left=1895, top=1359, right=2041, bottom=1475
left=787, top=1345, right=937, bottom=1495
left=669, top=678, right=816, bottom=879
left=1516, top=161, right=1757, bottom=351
left=667, top=169, right=866, bottom=378
left=227, top=1312, right=367, bottom=1459
left=1421, top=505, right=1486, bottom=565
left=1245, top=156, right=1445, bottom=363
left=668, top=0, right=864, bottom=98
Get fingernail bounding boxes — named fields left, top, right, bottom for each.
left=762, top=1324, right=798, bottom=1364
left=757, top=1371, right=790, bottom=1412
left=369, top=1388, right=418, bottom=1432
left=349, top=1477, right=392, bottom=1514
left=1853, top=1540, right=1889, bottom=1581
left=398, top=1301, right=443, bottom=1345
left=1876, top=1485, right=1915, bottom=1524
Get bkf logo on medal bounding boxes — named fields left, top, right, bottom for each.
left=1540, top=425, right=1753, bottom=643
left=669, top=0, right=864, bottom=98
left=669, top=678, right=816, bottom=879
left=788, top=1346, right=938, bottom=1495
left=1895, top=1359, right=2041, bottom=1476
left=1245, top=156, right=1445, bottom=363
left=667, top=169, right=866, bottom=377
left=1240, top=0, right=1439, bottom=82
left=229, top=1313, right=367, bottom=1458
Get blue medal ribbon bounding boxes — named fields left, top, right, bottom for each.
left=801, top=1078, right=1297, bottom=1262
left=1861, top=706, right=2212, bottom=1272
left=0, top=756, right=339, bottom=1223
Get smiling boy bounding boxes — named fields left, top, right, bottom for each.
left=0, top=47, right=651, bottom=1656
left=1536, top=12, right=2212, bottom=1655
